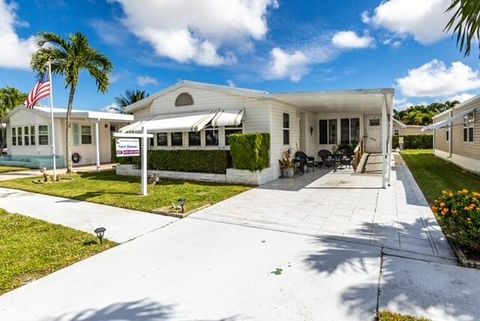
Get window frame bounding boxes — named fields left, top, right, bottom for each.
left=30, top=125, right=35, bottom=146
left=463, top=111, right=474, bottom=143
left=38, top=125, right=49, bottom=145
left=171, top=132, right=183, bottom=146
left=156, top=133, right=168, bottom=146
left=80, top=125, right=92, bottom=145
left=72, top=123, right=80, bottom=145
left=17, top=127, right=23, bottom=146
left=23, top=126, right=30, bottom=146
left=188, top=131, right=201, bottom=146
left=11, top=127, right=17, bottom=146
left=224, top=124, right=243, bottom=146
left=282, top=113, right=290, bottom=145
left=205, top=128, right=219, bottom=146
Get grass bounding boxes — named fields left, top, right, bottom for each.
left=0, top=171, right=251, bottom=213
left=0, top=165, right=27, bottom=173
left=0, top=209, right=115, bottom=295
left=378, top=311, right=431, bottom=321
left=400, top=149, right=480, bottom=204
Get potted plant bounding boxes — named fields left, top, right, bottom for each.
left=278, top=149, right=296, bottom=178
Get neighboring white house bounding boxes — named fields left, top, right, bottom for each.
left=118, top=80, right=394, bottom=186
left=423, top=95, right=480, bottom=174
left=393, top=119, right=432, bottom=136
left=0, top=106, right=133, bottom=168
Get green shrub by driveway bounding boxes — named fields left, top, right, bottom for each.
left=0, top=171, right=250, bottom=213
left=0, top=209, right=115, bottom=294
left=230, top=133, right=270, bottom=171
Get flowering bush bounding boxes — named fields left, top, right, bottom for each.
left=433, top=189, right=480, bottom=250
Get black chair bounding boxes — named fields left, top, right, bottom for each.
left=294, top=151, right=315, bottom=173
left=317, top=149, right=335, bottom=168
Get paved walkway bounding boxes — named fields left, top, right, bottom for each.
left=0, top=187, right=177, bottom=243
left=192, top=164, right=454, bottom=260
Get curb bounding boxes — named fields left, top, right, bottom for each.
left=448, top=240, right=480, bottom=269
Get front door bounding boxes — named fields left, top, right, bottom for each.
left=366, top=116, right=381, bottom=153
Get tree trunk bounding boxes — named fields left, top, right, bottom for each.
left=65, top=86, right=76, bottom=173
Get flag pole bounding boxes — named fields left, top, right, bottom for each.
left=47, top=61, right=57, bottom=181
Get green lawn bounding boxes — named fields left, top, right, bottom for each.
left=0, top=165, right=27, bottom=173
left=0, top=209, right=115, bottom=294
left=0, top=171, right=250, bottom=213
left=378, top=311, right=430, bottom=321
left=401, top=149, right=480, bottom=203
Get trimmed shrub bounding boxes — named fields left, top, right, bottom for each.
left=117, top=150, right=230, bottom=174
left=229, top=133, right=270, bottom=171
left=433, top=189, right=480, bottom=251
left=393, top=135, right=433, bottom=149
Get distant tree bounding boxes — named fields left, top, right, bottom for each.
left=0, top=87, right=27, bottom=152
left=31, top=32, right=112, bottom=173
left=114, top=89, right=149, bottom=114
left=446, top=0, right=480, bottom=56
left=394, top=101, right=459, bottom=125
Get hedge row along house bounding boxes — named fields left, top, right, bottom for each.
left=423, top=95, right=480, bottom=174
left=0, top=106, right=132, bottom=168
left=117, top=80, right=395, bottom=187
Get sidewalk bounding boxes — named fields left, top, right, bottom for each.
left=0, top=187, right=177, bottom=243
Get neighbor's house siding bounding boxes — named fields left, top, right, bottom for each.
left=269, top=99, right=301, bottom=179
left=398, top=126, right=430, bottom=136
left=7, top=109, right=114, bottom=166
left=433, top=105, right=480, bottom=174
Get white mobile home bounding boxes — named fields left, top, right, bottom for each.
left=118, top=80, right=394, bottom=186
left=0, top=106, right=133, bottom=168
left=424, top=95, right=480, bottom=174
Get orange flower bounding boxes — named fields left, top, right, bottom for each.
left=440, top=202, right=446, bottom=208
left=442, top=208, right=449, bottom=215
left=432, top=206, right=438, bottom=213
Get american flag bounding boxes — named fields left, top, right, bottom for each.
left=25, top=72, right=51, bottom=109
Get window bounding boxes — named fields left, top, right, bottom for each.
left=446, top=128, right=449, bottom=142
left=205, top=128, right=219, bottom=146
left=319, top=120, right=328, bottom=144
left=188, top=131, right=201, bottom=146
left=225, top=124, right=243, bottom=146
left=30, top=126, right=35, bottom=145
left=369, top=119, right=380, bottom=126
left=17, top=127, right=22, bottom=145
left=328, top=119, right=337, bottom=144
left=11, top=127, right=16, bottom=146
left=73, top=124, right=80, bottom=145
left=319, top=119, right=338, bottom=144
left=463, top=112, right=474, bottom=142
left=157, top=133, right=168, bottom=146
left=23, top=126, right=30, bottom=146
left=340, top=118, right=360, bottom=145
left=283, top=113, right=290, bottom=145
left=149, top=137, right=155, bottom=147
left=171, top=132, right=183, bottom=146
left=394, top=129, right=400, bottom=136
left=81, top=125, right=92, bottom=144
left=39, top=125, right=49, bottom=145
left=175, top=92, right=194, bottom=106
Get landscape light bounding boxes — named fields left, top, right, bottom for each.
left=178, top=198, right=186, bottom=213
left=94, top=227, right=106, bottom=244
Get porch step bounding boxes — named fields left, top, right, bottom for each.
left=361, top=153, right=383, bottom=174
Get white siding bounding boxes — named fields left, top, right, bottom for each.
left=269, top=100, right=301, bottom=179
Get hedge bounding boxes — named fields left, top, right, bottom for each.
left=117, top=149, right=231, bottom=174
left=229, top=133, right=270, bottom=171
left=393, top=135, right=433, bottom=149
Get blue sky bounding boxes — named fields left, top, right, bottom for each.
left=1, top=0, right=479, bottom=111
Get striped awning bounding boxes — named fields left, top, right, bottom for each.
left=119, top=111, right=218, bottom=133
left=211, top=109, right=245, bottom=127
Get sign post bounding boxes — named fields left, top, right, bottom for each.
left=113, top=132, right=152, bottom=196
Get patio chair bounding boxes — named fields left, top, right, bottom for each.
left=317, top=150, right=335, bottom=168
left=294, top=151, right=315, bottom=173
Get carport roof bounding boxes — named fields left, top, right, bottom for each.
left=271, top=88, right=394, bottom=114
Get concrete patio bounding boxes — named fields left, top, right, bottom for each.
left=192, top=162, right=454, bottom=260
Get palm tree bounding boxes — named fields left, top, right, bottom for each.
left=0, top=87, right=27, bottom=152
left=446, top=0, right=480, bottom=56
left=114, top=89, right=149, bottom=114
left=31, top=32, right=112, bottom=173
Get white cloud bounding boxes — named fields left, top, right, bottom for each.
left=102, top=103, right=120, bottom=113
left=332, top=31, right=374, bottom=49
left=393, top=97, right=414, bottom=110
left=266, top=47, right=309, bottom=82
left=136, top=75, right=158, bottom=87
left=363, top=0, right=451, bottom=45
left=396, top=59, right=480, bottom=97
left=447, top=93, right=475, bottom=103
left=0, top=0, right=37, bottom=70
left=227, top=79, right=236, bottom=87
left=112, top=0, right=278, bottom=66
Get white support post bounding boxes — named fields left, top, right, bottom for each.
left=95, top=120, right=100, bottom=171
left=387, top=95, right=393, bottom=186
left=381, top=99, right=387, bottom=189
left=141, top=126, right=148, bottom=196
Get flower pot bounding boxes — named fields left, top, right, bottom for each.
left=282, top=167, right=295, bottom=178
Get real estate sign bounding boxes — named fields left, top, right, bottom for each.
left=116, top=138, right=140, bottom=157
